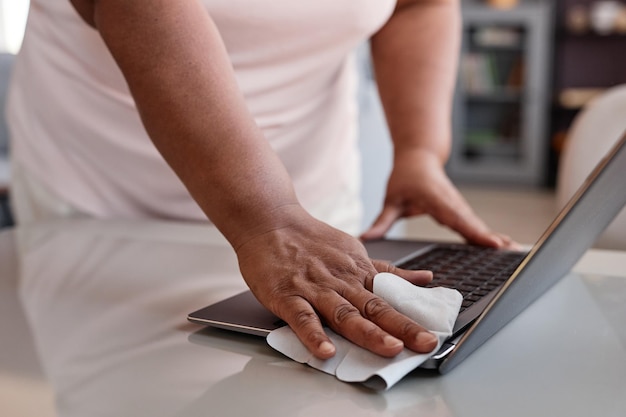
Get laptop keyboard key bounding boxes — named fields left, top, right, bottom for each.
left=398, top=245, right=526, bottom=312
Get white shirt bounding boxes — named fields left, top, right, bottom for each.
left=8, top=0, right=396, bottom=226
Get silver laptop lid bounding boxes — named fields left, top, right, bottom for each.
left=440, top=131, right=626, bottom=373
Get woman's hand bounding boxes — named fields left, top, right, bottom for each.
left=235, top=206, right=438, bottom=359
left=361, top=149, right=518, bottom=249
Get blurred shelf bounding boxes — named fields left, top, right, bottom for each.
left=465, top=89, right=523, bottom=103
left=448, top=1, right=554, bottom=187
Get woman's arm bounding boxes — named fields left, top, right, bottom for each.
left=68, top=0, right=440, bottom=358
left=364, top=0, right=514, bottom=248
left=72, top=0, right=298, bottom=248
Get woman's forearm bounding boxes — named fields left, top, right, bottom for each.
left=370, top=0, right=461, bottom=164
left=82, top=0, right=301, bottom=248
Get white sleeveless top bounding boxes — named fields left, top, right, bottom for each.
left=8, top=0, right=396, bottom=224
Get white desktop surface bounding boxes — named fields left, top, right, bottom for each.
left=1, top=220, right=625, bottom=417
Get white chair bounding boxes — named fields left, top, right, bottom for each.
left=556, top=84, right=626, bottom=250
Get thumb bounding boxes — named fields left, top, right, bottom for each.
left=360, top=205, right=402, bottom=241
left=371, top=259, right=434, bottom=286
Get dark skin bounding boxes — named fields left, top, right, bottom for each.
left=67, top=0, right=514, bottom=359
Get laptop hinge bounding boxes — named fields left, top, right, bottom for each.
left=431, top=343, right=456, bottom=360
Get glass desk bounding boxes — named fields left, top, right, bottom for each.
left=1, top=220, right=625, bottom=417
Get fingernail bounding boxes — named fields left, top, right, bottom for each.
left=416, top=332, right=438, bottom=348
left=319, top=341, right=335, bottom=356
left=383, top=335, right=403, bottom=349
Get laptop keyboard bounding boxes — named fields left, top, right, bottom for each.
left=397, top=245, right=526, bottom=312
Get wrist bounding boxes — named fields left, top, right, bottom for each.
left=393, top=146, right=448, bottom=169
left=229, top=202, right=312, bottom=252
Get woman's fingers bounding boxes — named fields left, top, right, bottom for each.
left=360, top=205, right=403, bottom=241
left=370, top=259, right=433, bottom=287
left=274, top=295, right=337, bottom=359
left=311, top=288, right=438, bottom=357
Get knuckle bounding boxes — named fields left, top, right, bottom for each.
left=362, top=297, right=393, bottom=321
left=360, top=322, right=381, bottom=341
left=304, top=330, right=328, bottom=346
left=291, top=309, right=320, bottom=330
left=399, top=321, right=419, bottom=339
left=371, top=259, right=388, bottom=272
left=331, top=303, right=361, bottom=325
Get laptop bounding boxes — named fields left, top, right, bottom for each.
left=189, top=131, right=626, bottom=374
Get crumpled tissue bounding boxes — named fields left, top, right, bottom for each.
left=266, top=272, right=463, bottom=390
